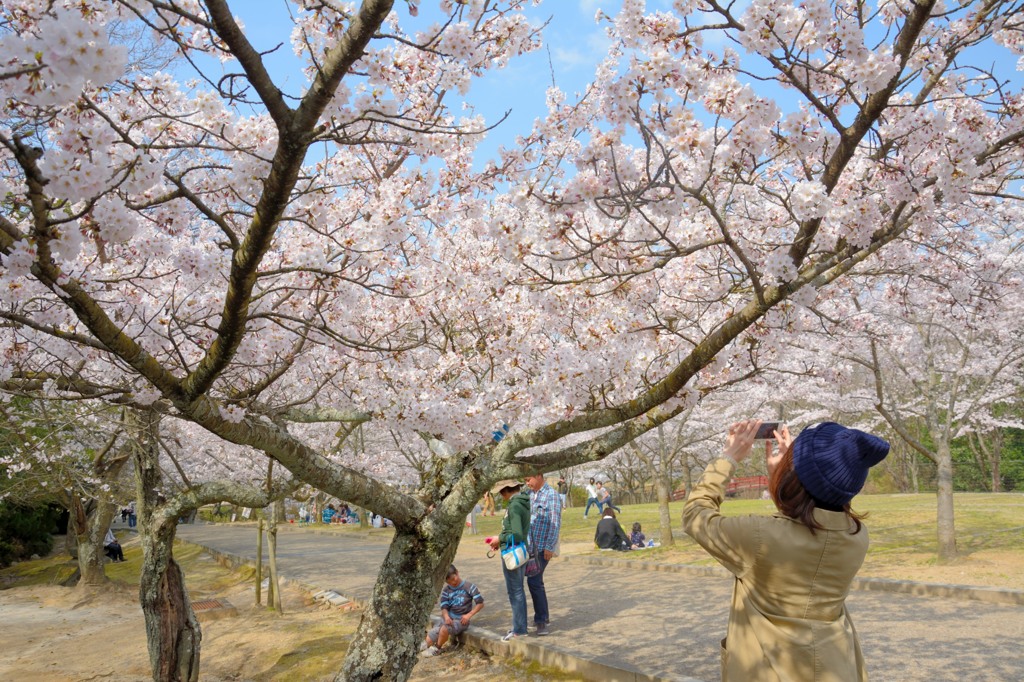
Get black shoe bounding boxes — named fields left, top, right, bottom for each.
left=534, top=623, right=549, bottom=636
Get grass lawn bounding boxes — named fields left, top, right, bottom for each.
left=465, top=492, right=1024, bottom=589
left=237, top=492, right=1024, bottom=589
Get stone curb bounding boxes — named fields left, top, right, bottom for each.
left=454, top=624, right=704, bottom=682
left=179, top=537, right=702, bottom=682
left=181, top=541, right=326, bottom=600
left=561, top=555, right=1024, bottom=607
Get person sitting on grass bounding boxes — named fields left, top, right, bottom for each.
left=594, top=508, right=632, bottom=551
left=421, top=564, right=484, bottom=657
left=630, top=522, right=646, bottom=548
left=104, top=528, right=124, bottom=562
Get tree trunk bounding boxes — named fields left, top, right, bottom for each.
left=985, top=430, right=1004, bottom=493
left=268, top=518, right=282, bottom=613
left=338, top=523, right=461, bottom=682
left=910, top=450, right=920, bottom=493
left=655, top=476, right=675, bottom=546
left=139, top=517, right=201, bottom=682
left=255, top=519, right=264, bottom=606
left=134, top=410, right=201, bottom=682
left=65, top=530, right=78, bottom=559
left=935, top=441, right=957, bottom=562
left=77, top=517, right=112, bottom=587
left=69, top=496, right=116, bottom=587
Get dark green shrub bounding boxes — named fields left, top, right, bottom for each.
left=0, top=503, right=60, bottom=568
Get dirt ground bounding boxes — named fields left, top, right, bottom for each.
left=2, top=529, right=1022, bottom=682
left=0, top=540, right=571, bottom=682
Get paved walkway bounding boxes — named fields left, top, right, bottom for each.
left=175, top=524, right=1024, bottom=682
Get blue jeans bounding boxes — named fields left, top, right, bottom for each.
left=604, top=496, right=621, bottom=513
left=584, top=497, right=603, bottom=516
left=527, top=553, right=550, bottom=625
left=502, top=563, right=528, bottom=635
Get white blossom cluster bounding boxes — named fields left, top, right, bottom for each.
left=0, top=8, right=126, bottom=107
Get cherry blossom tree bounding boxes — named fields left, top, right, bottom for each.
left=869, top=264, right=1023, bottom=559
left=126, top=411, right=299, bottom=681
left=625, top=410, right=716, bottom=545
left=3, top=1, right=1024, bottom=680
left=787, top=204, right=1024, bottom=560
left=0, top=396, right=135, bottom=584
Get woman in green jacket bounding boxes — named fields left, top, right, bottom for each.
left=683, top=420, right=889, bottom=681
left=489, top=479, right=531, bottom=641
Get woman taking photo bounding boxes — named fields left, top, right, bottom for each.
left=683, top=420, right=889, bottom=681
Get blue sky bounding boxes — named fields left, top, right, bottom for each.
left=217, top=1, right=625, bottom=160
left=208, top=1, right=1022, bottom=166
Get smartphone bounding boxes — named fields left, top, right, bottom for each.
left=754, top=422, right=780, bottom=440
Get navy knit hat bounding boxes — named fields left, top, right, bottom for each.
left=792, top=422, right=890, bottom=508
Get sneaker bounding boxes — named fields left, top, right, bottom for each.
left=421, top=645, right=441, bottom=657
left=501, top=631, right=520, bottom=642
left=534, top=622, right=549, bottom=636
left=419, top=641, right=429, bottom=652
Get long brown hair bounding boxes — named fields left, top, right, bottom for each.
left=769, top=445, right=866, bottom=534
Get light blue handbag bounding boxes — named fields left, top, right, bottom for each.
left=501, top=538, right=528, bottom=570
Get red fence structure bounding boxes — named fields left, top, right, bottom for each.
left=726, top=475, right=769, bottom=498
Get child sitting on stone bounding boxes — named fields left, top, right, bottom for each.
left=421, top=564, right=484, bottom=657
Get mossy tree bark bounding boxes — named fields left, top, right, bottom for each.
left=127, top=409, right=298, bottom=681
left=338, top=520, right=463, bottom=682
left=72, top=496, right=117, bottom=587
left=134, top=411, right=201, bottom=682
left=61, top=432, right=132, bottom=587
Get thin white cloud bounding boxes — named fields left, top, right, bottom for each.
left=579, top=0, right=613, bottom=16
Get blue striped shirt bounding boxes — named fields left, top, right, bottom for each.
left=440, top=580, right=483, bottom=615
left=529, top=483, right=562, bottom=553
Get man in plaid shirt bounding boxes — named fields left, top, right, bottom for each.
left=525, top=471, right=562, bottom=636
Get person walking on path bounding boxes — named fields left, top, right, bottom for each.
left=489, top=479, right=531, bottom=642
left=583, top=478, right=602, bottom=518
left=525, top=472, right=561, bottom=636
left=596, top=481, right=621, bottom=513
left=127, top=501, right=137, bottom=528
left=556, top=477, right=569, bottom=511
left=482, top=490, right=496, bottom=516
left=682, top=420, right=889, bottom=682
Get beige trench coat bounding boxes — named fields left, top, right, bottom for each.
left=682, top=458, right=869, bottom=682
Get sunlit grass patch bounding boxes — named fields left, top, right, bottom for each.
left=0, top=550, right=78, bottom=588
left=466, top=493, right=1024, bottom=587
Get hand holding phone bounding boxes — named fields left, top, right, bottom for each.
left=754, top=422, right=780, bottom=440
